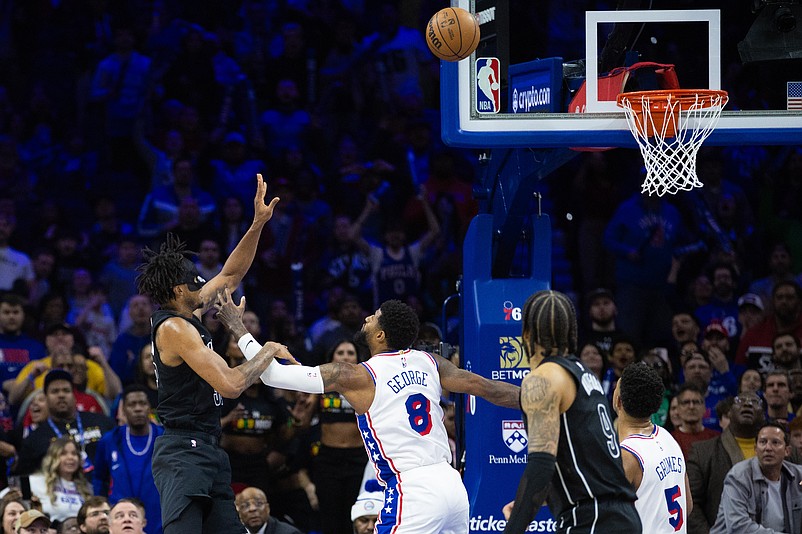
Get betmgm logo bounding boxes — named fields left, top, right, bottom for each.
left=491, top=336, right=530, bottom=381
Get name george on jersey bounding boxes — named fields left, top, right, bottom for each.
left=655, top=455, right=684, bottom=481
left=387, top=370, right=429, bottom=394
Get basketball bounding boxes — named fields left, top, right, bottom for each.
left=425, top=7, right=480, bottom=62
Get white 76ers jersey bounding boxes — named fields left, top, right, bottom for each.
left=621, top=425, right=688, bottom=534
left=357, top=349, right=451, bottom=484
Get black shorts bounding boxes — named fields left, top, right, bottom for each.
left=556, top=499, right=641, bottom=534
left=152, top=429, right=246, bottom=533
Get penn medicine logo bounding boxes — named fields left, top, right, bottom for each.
left=502, top=420, right=527, bottom=453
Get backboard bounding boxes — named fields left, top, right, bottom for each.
left=441, top=0, right=802, bottom=148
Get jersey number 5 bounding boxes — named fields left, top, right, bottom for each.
left=405, top=393, right=433, bottom=436
left=664, top=485, right=684, bottom=531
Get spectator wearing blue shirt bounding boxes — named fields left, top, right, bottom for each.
left=94, top=384, right=163, bottom=534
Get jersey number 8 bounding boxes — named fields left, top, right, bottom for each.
left=405, top=393, right=433, bottom=436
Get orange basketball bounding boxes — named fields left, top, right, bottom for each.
left=425, top=7, right=480, bottom=62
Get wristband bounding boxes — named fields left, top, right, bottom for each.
left=237, top=333, right=260, bottom=360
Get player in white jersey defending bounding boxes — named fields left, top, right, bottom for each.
left=615, top=362, right=693, bottom=533
left=215, top=293, right=521, bottom=534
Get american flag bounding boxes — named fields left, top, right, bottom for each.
left=789, top=81, right=802, bottom=110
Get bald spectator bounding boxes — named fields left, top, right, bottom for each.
left=108, top=499, right=147, bottom=534
left=235, top=487, right=302, bottom=534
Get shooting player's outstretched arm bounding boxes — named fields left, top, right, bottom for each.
left=199, top=174, right=279, bottom=312
left=433, top=353, right=520, bottom=409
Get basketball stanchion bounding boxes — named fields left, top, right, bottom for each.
left=617, top=89, right=729, bottom=197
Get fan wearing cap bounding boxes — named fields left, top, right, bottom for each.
left=350, top=492, right=382, bottom=534
left=13, top=509, right=49, bottom=534
left=136, top=174, right=294, bottom=534
left=737, top=293, right=765, bottom=338
left=15, top=370, right=113, bottom=479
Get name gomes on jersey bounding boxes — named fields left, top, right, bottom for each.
left=469, top=515, right=557, bottom=532
left=386, top=370, right=429, bottom=394
left=656, top=455, right=684, bottom=481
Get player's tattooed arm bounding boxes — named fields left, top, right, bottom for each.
left=521, top=374, right=560, bottom=456
left=503, top=371, right=560, bottom=534
left=319, top=362, right=371, bottom=393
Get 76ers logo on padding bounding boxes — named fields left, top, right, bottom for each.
left=476, top=57, right=500, bottom=114
left=502, top=420, right=527, bottom=453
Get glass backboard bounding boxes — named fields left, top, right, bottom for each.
left=441, top=0, right=802, bottom=148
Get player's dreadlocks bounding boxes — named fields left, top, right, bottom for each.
left=378, top=299, right=420, bottom=351
left=136, top=234, right=196, bottom=307
left=619, top=362, right=664, bottom=420
left=521, top=290, right=578, bottom=360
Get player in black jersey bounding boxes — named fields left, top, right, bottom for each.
left=503, top=290, right=641, bottom=534
left=136, top=174, right=294, bottom=534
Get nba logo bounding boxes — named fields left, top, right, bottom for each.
left=475, top=57, right=500, bottom=114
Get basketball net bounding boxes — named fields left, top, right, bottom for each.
left=617, top=89, right=728, bottom=197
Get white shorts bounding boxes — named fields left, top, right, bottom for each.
left=376, top=461, right=469, bottom=534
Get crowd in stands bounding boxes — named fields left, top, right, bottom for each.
left=0, top=0, right=801, bottom=533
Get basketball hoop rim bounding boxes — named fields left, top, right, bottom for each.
left=616, top=89, right=729, bottom=112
